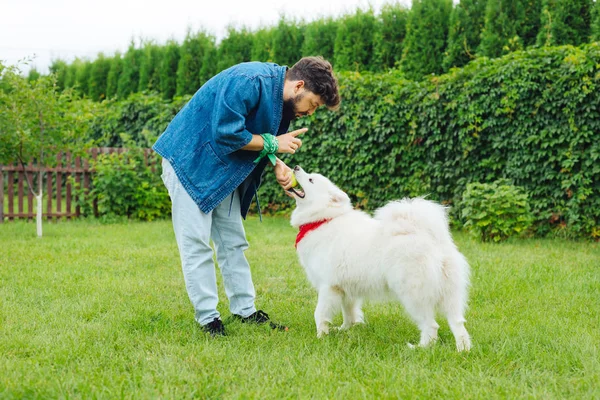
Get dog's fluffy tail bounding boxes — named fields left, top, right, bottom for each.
left=374, top=198, right=453, bottom=245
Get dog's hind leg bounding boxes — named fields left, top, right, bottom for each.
left=315, top=286, right=343, bottom=338
left=440, top=256, right=472, bottom=352
left=439, top=288, right=471, bottom=352
left=340, top=296, right=364, bottom=330
left=398, top=295, right=439, bottom=349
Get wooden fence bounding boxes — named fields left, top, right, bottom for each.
left=0, top=148, right=155, bottom=222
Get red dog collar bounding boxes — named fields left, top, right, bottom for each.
left=295, top=219, right=331, bottom=248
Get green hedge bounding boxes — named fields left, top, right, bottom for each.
left=257, top=43, right=600, bottom=239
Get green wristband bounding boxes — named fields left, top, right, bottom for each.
left=253, top=134, right=278, bottom=166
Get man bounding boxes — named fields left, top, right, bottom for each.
left=153, top=56, right=341, bottom=336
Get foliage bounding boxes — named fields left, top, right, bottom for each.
left=73, top=148, right=169, bottom=221
left=216, top=26, right=253, bottom=72
left=257, top=44, right=600, bottom=239
left=159, top=40, right=180, bottom=100
left=118, top=41, right=143, bottom=99
left=176, top=30, right=217, bottom=96
left=106, top=52, right=122, bottom=99
left=138, top=42, right=164, bottom=93
left=251, top=27, right=275, bottom=62
left=86, top=92, right=189, bottom=148
left=271, top=17, right=304, bottom=67
left=537, top=0, right=594, bottom=47
left=301, top=18, right=338, bottom=61
left=0, top=61, right=93, bottom=167
left=400, top=0, right=453, bottom=79
left=43, top=3, right=600, bottom=98
left=593, top=0, right=600, bottom=41
left=374, top=2, right=409, bottom=70
left=443, top=0, right=487, bottom=70
left=88, top=53, right=111, bottom=101
left=334, top=8, right=379, bottom=71
left=49, top=59, right=69, bottom=91
left=520, top=0, right=543, bottom=47
left=461, top=180, right=533, bottom=242
left=478, top=0, right=525, bottom=58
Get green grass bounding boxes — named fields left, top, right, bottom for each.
left=1, top=217, right=599, bottom=399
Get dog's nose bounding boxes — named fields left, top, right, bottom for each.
left=294, top=165, right=300, bottom=172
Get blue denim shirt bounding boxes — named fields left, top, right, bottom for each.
left=152, top=62, right=287, bottom=217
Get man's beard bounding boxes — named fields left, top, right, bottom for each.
left=282, top=93, right=304, bottom=121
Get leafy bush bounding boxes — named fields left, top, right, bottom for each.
left=258, top=43, right=600, bottom=239
left=461, top=180, right=533, bottom=242
left=87, top=92, right=190, bottom=148
left=73, top=148, right=170, bottom=221
left=73, top=43, right=599, bottom=239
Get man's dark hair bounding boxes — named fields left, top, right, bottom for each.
left=287, top=56, right=341, bottom=110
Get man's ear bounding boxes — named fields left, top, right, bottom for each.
left=295, top=80, right=305, bottom=93
left=330, top=188, right=350, bottom=206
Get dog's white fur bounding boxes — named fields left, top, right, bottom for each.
left=290, top=167, right=471, bottom=351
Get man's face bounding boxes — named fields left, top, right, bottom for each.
left=291, top=90, right=323, bottom=118
left=283, top=82, right=324, bottom=120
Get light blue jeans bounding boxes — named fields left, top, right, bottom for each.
left=161, top=159, right=256, bottom=326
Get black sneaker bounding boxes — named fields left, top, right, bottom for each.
left=202, top=317, right=226, bottom=337
left=233, top=310, right=288, bottom=331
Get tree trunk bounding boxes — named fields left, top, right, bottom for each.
left=36, top=166, right=43, bottom=238
left=36, top=192, right=43, bottom=238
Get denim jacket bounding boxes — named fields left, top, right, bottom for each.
left=152, top=62, right=288, bottom=217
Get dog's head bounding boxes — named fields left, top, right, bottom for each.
left=288, top=166, right=352, bottom=227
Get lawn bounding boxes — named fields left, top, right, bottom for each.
left=1, top=217, right=599, bottom=399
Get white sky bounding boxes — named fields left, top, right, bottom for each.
left=1, top=0, right=410, bottom=74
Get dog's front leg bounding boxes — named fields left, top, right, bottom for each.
left=340, top=297, right=364, bottom=330
left=314, top=286, right=342, bottom=338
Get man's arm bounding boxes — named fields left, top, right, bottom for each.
left=241, top=135, right=265, bottom=151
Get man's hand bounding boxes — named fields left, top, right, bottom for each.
left=277, top=128, right=307, bottom=154
left=274, top=158, right=294, bottom=190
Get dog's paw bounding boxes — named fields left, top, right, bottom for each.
left=316, top=325, right=330, bottom=338
left=456, top=336, right=472, bottom=352
left=338, top=323, right=352, bottom=331
left=407, top=342, right=416, bottom=349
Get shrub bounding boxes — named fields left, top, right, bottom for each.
left=461, top=180, right=533, bottom=242
left=73, top=148, right=170, bottom=221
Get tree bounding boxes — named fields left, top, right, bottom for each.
left=443, top=0, right=487, bottom=70
left=216, top=26, right=253, bottom=72
left=88, top=53, right=111, bottom=101
left=302, top=17, right=338, bottom=62
left=334, top=8, right=379, bottom=71
left=64, top=61, right=78, bottom=90
left=74, top=58, right=92, bottom=96
left=177, top=30, right=217, bottom=96
left=118, top=41, right=143, bottom=99
left=251, top=27, right=275, bottom=62
left=0, top=62, right=94, bottom=237
left=272, top=16, right=304, bottom=66
left=106, top=53, right=122, bottom=99
left=401, top=0, right=453, bottom=79
left=593, top=0, right=600, bottom=41
left=520, top=0, right=543, bottom=47
left=478, top=0, right=525, bottom=58
left=537, top=0, right=593, bottom=46
left=159, top=40, right=180, bottom=100
left=138, top=41, right=163, bottom=93
left=49, top=59, right=69, bottom=91
left=27, top=68, right=41, bottom=82
left=374, top=3, right=409, bottom=70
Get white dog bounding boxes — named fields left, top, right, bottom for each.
left=288, top=166, right=472, bottom=351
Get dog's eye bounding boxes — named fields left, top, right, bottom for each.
left=309, top=178, right=313, bottom=183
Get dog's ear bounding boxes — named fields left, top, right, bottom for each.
left=329, top=187, right=350, bottom=206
